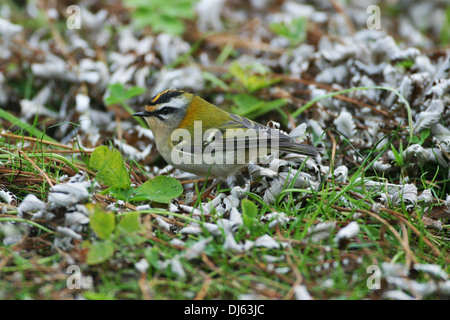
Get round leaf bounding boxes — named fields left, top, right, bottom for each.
left=90, top=146, right=130, bottom=188
left=132, top=176, right=183, bottom=203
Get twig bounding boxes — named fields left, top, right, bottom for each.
left=37, top=149, right=92, bottom=154
left=275, top=74, right=390, bottom=117
left=180, top=177, right=214, bottom=185
left=380, top=207, right=442, bottom=258
left=138, top=274, right=153, bottom=300
left=330, top=204, right=419, bottom=263
left=194, top=275, right=212, bottom=300
left=195, top=32, right=284, bottom=54
left=19, top=150, right=54, bottom=187
left=400, top=222, right=413, bottom=270
left=0, top=132, right=74, bottom=150
left=327, top=130, right=337, bottom=169
left=282, top=247, right=304, bottom=300
left=328, top=0, right=356, bottom=34
left=124, top=162, right=143, bottom=185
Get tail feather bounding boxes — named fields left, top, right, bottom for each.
left=279, top=143, right=320, bottom=156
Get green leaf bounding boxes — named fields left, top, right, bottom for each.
left=152, top=16, right=185, bottom=35
left=164, top=2, right=195, bottom=19
left=241, top=198, right=258, bottom=228
left=104, top=83, right=125, bottom=105
left=390, top=143, right=404, bottom=166
left=109, top=83, right=125, bottom=97
left=104, top=83, right=147, bottom=128
left=410, top=129, right=430, bottom=145
left=131, top=176, right=183, bottom=203
left=270, top=17, right=307, bottom=46
left=104, top=83, right=144, bottom=106
left=419, top=128, right=430, bottom=145
left=252, top=99, right=287, bottom=118
left=231, top=94, right=287, bottom=118
left=410, top=136, right=420, bottom=144
left=269, top=23, right=291, bottom=38
left=229, top=62, right=280, bottom=92
left=232, top=93, right=261, bottom=110
left=440, top=6, right=450, bottom=45
left=124, top=86, right=145, bottom=100
left=117, top=212, right=141, bottom=233
left=104, top=96, right=121, bottom=106
left=395, top=59, right=414, bottom=69
left=90, top=207, right=116, bottom=240
left=124, top=0, right=197, bottom=35
left=109, top=186, right=136, bottom=201
left=90, top=146, right=130, bottom=188
left=86, top=240, right=115, bottom=265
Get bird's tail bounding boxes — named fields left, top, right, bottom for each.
left=279, top=143, right=321, bottom=156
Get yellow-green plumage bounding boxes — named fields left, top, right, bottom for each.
left=177, top=95, right=233, bottom=133
left=134, top=90, right=320, bottom=179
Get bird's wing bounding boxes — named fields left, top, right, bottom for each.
left=172, top=113, right=318, bottom=157
left=220, top=114, right=319, bottom=156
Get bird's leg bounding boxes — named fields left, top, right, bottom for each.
left=199, top=178, right=220, bottom=199
left=186, top=179, right=219, bottom=205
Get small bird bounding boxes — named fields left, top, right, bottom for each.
left=133, top=89, right=319, bottom=182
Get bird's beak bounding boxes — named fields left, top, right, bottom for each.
left=133, top=111, right=151, bottom=117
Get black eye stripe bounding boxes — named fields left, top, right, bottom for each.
left=156, top=107, right=176, bottom=115
left=134, top=106, right=176, bottom=120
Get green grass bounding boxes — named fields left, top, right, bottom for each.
left=1, top=130, right=448, bottom=300
left=0, top=109, right=57, bottom=143
left=0, top=86, right=448, bottom=300
left=0, top=1, right=448, bottom=300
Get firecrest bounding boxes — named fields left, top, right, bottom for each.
left=133, top=89, right=320, bottom=180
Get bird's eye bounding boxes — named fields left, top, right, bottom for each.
left=159, top=107, right=174, bottom=115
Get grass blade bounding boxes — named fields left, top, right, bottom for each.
left=0, top=109, right=57, bottom=143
